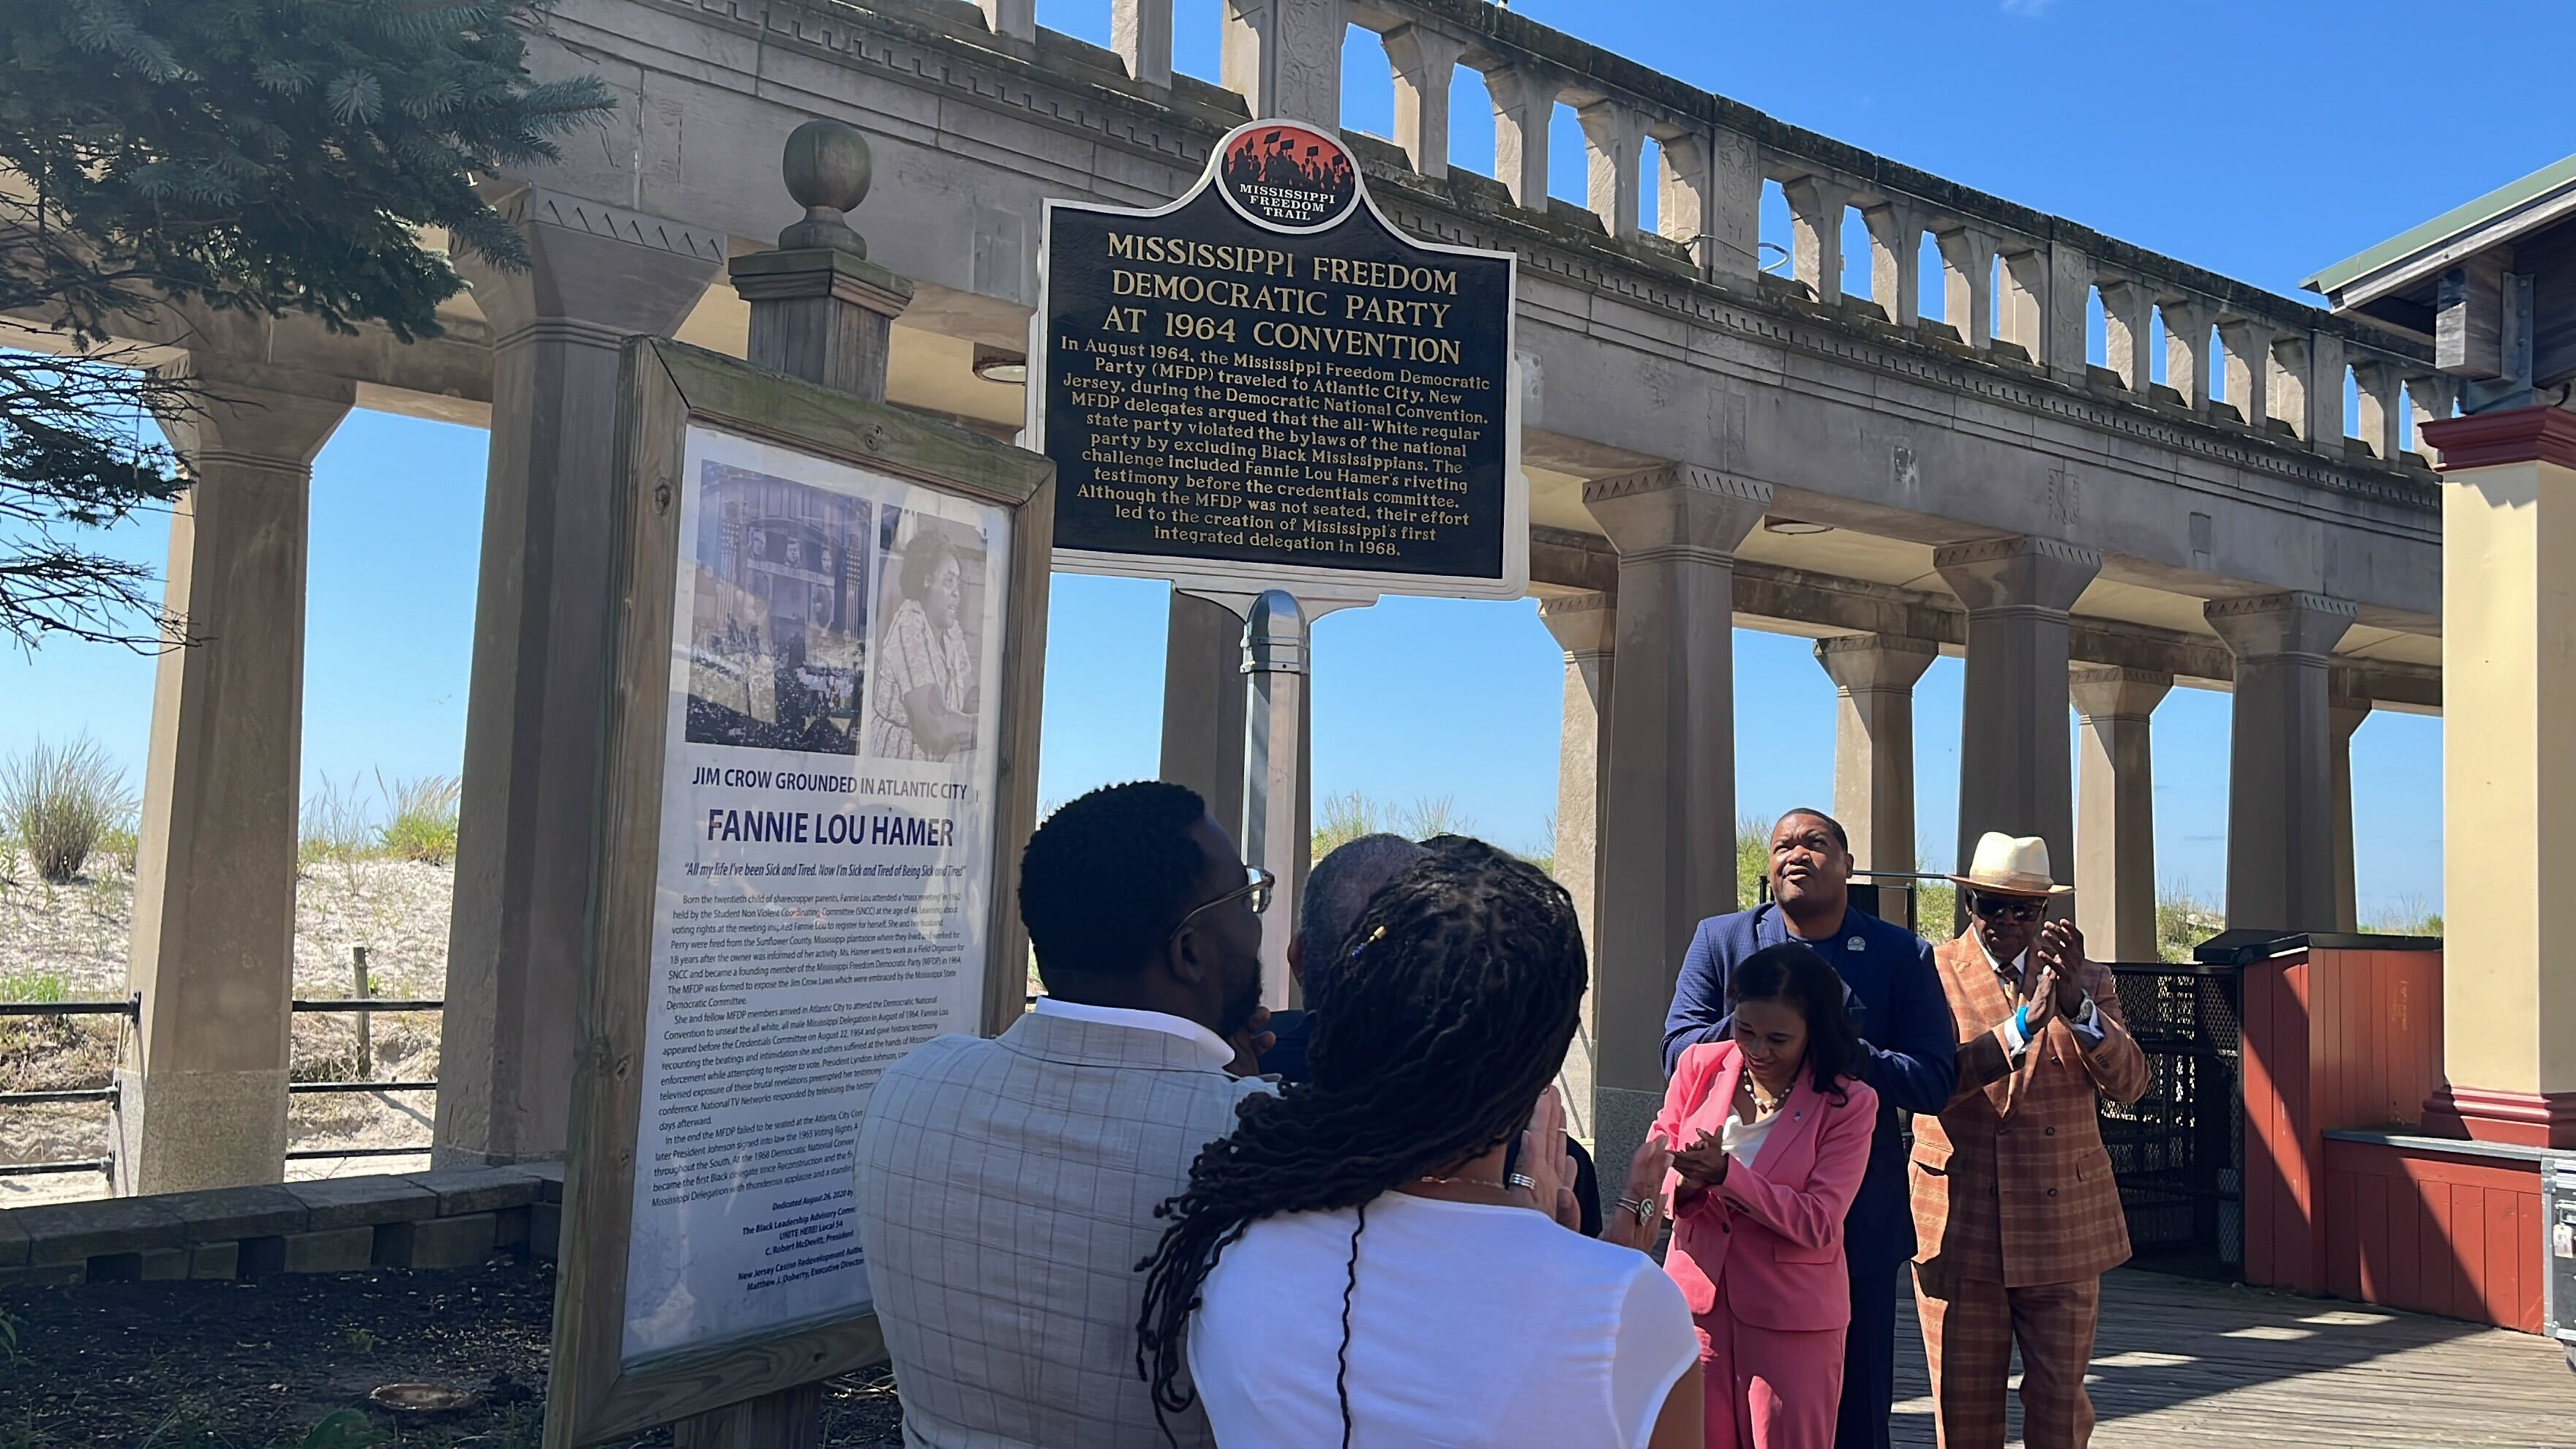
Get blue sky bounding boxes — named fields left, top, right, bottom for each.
left=8, top=0, right=2561, bottom=921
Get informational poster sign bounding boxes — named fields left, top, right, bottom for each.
left=1037, top=118, right=1524, bottom=601
left=618, top=424, right=1010, bottom=1363
left=547, top=337, right=1052, bottom=1448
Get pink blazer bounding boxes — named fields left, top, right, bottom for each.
left=1653, top=1040, right=1878, bottom=1332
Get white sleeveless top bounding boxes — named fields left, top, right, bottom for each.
left=1188, top=1191, right=1697, bottom=1448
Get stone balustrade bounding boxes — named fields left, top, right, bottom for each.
left=935, top=0, right=2449, bottom=470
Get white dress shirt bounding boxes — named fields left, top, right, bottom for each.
left=1030, top=995, right=1236, bottom=1070
left=1721, top=1102, right=1781, bottom=1167
left=1974, top=928, right=2105, bottom=1059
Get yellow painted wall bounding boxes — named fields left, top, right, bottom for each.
left=2441, top=457, right=2576, bottom=1097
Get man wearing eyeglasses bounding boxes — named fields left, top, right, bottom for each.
left=855, top=781, right=1276, bottom=1449
left=1910, top=832, right=2149, bottom=1449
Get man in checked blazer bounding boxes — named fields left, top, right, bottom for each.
left=855, top=781, right=1274, bottom=1448
left=1911, top=833, right=2149, bottom=1449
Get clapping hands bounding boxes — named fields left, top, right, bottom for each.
left=1670, top=1127, right=1729, bottom=1195
left=2023, top=919, right=2089, bottom=1031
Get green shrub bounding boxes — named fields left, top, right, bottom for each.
left=1736, top=815, right=1768, bottom=906
left=1309, top=791, right=1474, bottom=861
left=0, top=734, right=133, bottom=883
left=298, top=774, right=375, bottom=869
left=2156, top=888, right=2224, bottom=962
left=1915, top=880, right=1958, bottom=940
left=0, top=972, right=68, bottom=1005
left=376, top=772, right=460, bottom=865
left=2365, top=895, right=2444, bottom=937
left=95, top=823, right=140, bottom=874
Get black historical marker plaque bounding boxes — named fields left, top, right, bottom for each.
left=1036, top=119, right=1521, bottom=597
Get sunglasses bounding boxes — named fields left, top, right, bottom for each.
left=1968, top=893, right=2047, bottom=923
left=1169, top=865, right=1276, bottom=943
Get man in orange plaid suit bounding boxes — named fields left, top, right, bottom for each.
left=1910, top=833, right=2149, bottom=1448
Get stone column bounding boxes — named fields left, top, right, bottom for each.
left=1539, top=591, right=1614, bottom=1146
left=2417, top=407, right=2576, bottom=1147
left=1161, top=592, right=1251, bottom=833
left=1812, top=634, right=1936, bottom=875
left=2328, top=674, right=2372, bottom=934
left=1221, top=0, right=1351, bottom=122
left=1112, top=0, right=1172, bottom=90
left=2204, top=591, right=2357, bottom=935
left=1933, top=536, right=2100, bottom=903
left=2068, top=667, right=2171, bottom=963
left=1862, top=201, right=1923, bottom=329
left=1159, top=592, right=1311, bottom=925
left=1936, top=228, right=1998, bottom=350
left=1782, top=176, right=1849, bottom=307
left=119, top=367, right=353, bottom=1194
left=1486, top=64, right=1559, bottom=211
left=1584, top=465, right=1768, bottom=1188
left=1382, top=25, right=1462, bottom=179
left=2160, top=298, right=2213, bottom=414
left=434, top=188, right=722, bottom=1167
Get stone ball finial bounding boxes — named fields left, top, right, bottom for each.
left=778, top=120, right=872, bottom=255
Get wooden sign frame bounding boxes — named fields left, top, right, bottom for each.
left=544, top=337, right=1055, bottom=1447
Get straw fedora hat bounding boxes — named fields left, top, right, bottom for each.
left=1947, top=831, right=2075, bottom=898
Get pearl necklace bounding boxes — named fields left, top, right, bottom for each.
left=1745, top=1077, right=1789, bottom=1116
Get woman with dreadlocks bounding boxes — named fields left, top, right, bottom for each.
left=1139, top=839, right=1703, bottom=1448
left=1655, top=941, right=1878, bottom=1448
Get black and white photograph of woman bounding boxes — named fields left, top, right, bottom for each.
left=866, top=508, right=986, bottom=763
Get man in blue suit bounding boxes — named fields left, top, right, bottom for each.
left=1663, top=807, right=1958, bottom=1449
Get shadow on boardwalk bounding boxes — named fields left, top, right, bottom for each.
left=4, top=1256, right=2566, bottom=1445
left=1890, top=1267, right=2574, bottom=1446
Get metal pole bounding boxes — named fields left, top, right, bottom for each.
left=1240, top=589, right=1306, bottom=1011
left=352, top=946, right=372, bottom=1080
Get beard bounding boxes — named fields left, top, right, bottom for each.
left=1216, top=967, right=1264, bottom=1041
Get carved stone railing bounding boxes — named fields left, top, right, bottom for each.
left=828, top=0, right=2451, bottom=473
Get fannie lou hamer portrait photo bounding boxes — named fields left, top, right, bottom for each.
left=684, top=462, right=873, bottom=756
left=864, top=506, right=989, bottom=764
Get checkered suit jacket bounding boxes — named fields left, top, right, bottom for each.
left=1909, top=932, right=2150, bottom=1289
left=855, top=1009, right=1271, bottom=1448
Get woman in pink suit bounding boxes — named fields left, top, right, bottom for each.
left=1655, top=941, right=1879, bottom=1449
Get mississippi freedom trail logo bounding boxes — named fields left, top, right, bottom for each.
left=1216, top=124, right=1358, bottom=231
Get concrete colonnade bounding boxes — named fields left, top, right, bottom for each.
left=119, top=368, right=354, bottom=1194
left=2327, top=673, right=2372, bottom=935
left=1539, top=591, right=1614, bottom=1145
left=1579, top=464, right=1768, bottom=1184
left=2070, top=667, right=2171, bottom=964
left=2204, top=592, right=2357, bottom=936
left=1813, top=633, right=1936, bottom=877
left=429, top=189, right=723, bottom=1168
left=1158, top=591, right=1314, bottom=956
left=1934, top=536, right=2100, bottom=902
left=1494, top=522, right=2406, bottom=1153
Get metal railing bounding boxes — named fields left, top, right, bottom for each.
left=2103, top=959, right=2244, bottom=1276
left=0, top=948, right=443, bottom=1182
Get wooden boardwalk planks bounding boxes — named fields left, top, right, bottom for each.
left=1887, top=1268, right=2574, bottom=1446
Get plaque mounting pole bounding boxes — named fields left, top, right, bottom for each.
left=1240, top=588, right=1306, bottom=1010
